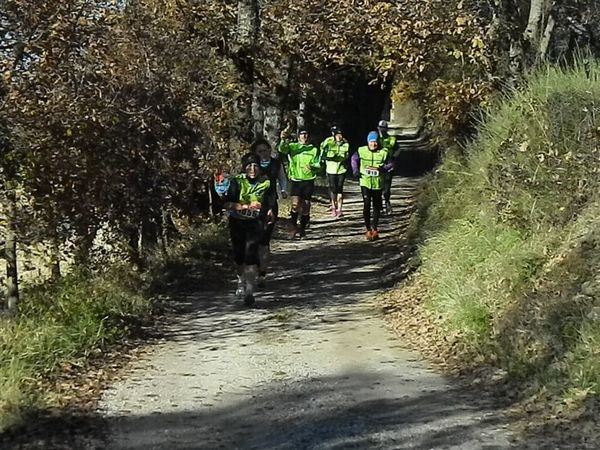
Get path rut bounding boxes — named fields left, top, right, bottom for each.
left=99, top=178, right=514, bottom=449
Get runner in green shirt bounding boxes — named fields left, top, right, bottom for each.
left=278, top=128, right=321, bottom=238
left=223, top=153, right=275, bottom=306
left=320, top=125, right=350, bottom=218
left=351, top=131, right=393, bottom=241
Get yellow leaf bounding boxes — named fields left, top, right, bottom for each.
left=451, top=49, right=463, bottom=59
left=471, top=37, right=485, bottom=49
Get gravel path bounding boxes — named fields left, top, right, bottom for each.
left=99, top=178, right=514, bottom=449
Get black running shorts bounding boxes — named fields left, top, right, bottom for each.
left=289, top=179, right=315, bottom=200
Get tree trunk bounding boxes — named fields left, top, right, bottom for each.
left=6, top=231, right=18, bottom=314
left=251, top=84, right=265, bottom=140
left=297, top=84, right=307, bottom=132
left=539, top=13, right=556, bottom=61
left=5, top=193, right=19, bottom=315
left=233, top=0, right=260, bottom=143
left=523, top=0, right=547, bottom=45
left=74, top=226, right=97, bottom=268
left=140, top=210, right=160, bottom=261
left=126, top=225, right=143, bottom=268
left=235, top=0, right=259, bottom=49
left=253, top=55, right=291, bottom=147
left=508, top=39, right=523, bottom=86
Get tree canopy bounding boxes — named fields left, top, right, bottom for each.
left=1, top=0, right=598, bottom=307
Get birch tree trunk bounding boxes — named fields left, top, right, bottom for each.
left=523, top=0, right=557, bottom=64
left=523, top=0, right=547, bottom=44
left=539, top=14, right=556, bottom=61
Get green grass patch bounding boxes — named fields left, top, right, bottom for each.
left=414, top=59, right=600, bottom=406
left=421, top=215, right=548, bottom=353
left=0, top=267, right=149, bottom=431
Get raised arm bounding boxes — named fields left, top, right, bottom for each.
left=278, top=125, right=293, bottom=155
left=278, top=138, right=290, bottom=155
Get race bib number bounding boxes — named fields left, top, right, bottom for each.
left=365, top=167, right=379, bottom=177
left=237, top=208, right=260, bottom=219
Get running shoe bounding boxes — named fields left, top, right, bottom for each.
left=257, top=275, right=266, bottom=289
left=365, top=230, right=373, bottom=241
left=244, top=293, right=255, bottom=306
left=235, top=282, right=245, bottom=299
left=385, top=201, right=393, bottom=215
left=372, top=229, right=380, bottom=240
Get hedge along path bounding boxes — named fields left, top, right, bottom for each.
left=98, top=177, right=514, bottom=449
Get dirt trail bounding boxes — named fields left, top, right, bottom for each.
left=99, top=178, right=514, bottom=449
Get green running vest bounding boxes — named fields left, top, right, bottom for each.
left=234, top=175, right=270, bottom=220
left=320, top=136, right=349, bottom=175
left=358, top=146, right=388, bottom=190
left=379, top=135, right=397, bottom=154
left=278, top=140, right=320, bottom=181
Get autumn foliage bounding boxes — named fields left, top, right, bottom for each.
left=1, top=0, right=599, bottom=302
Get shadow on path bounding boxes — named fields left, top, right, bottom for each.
left=105, top=371, right=511, bottom=450
left=159, top=178, right=421, bottom=345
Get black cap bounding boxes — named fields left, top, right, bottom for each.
left=241, top=152, right=261, bottom=169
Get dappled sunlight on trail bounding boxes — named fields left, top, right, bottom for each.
left=98, top=177, right=515, bottom=449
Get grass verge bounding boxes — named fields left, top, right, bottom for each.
left=0, top=220, right=228, bottom=432
left=385, top=59, right=600, bottom=442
